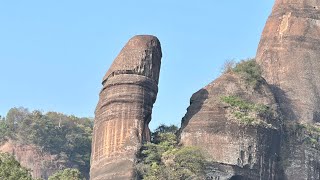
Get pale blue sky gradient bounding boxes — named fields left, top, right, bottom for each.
left=0, top=1, right=274, bottom=130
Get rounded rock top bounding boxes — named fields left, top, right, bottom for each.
left=103, top=35, right=162, bottom=84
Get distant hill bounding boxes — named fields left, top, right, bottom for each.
left=0, top=107, right=92, bottom=179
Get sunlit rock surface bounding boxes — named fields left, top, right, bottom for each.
left=90, top=35, right=162, bottom=180
left=256, top=0, right=320, bottom=124
left=256, top=0, right=320, bottom=179
left=180, top=73, right=282, bottom=179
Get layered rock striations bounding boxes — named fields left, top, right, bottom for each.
left=180, top=72, right=282, bottom=179
left=90, top=35, right=162, bottom=180
left=256, top=0, right=320, bottom=123
left=256, top=0, right=320, bottom=179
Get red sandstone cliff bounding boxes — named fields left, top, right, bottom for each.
left=256, top=0, right=320, bottom=179
left=90, top=35, right=162, bottom=180
left=0, top=140, right=71, bottom=179
left=256, top=0, right=320, bottom=123
left=180, top=72, right=282, bottom=179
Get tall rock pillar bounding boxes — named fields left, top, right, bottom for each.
left=256, top=0, right=320, bottom=123
left=90, top=35, right=162, bottom=180
left=257, top=1, right=320, bottom=179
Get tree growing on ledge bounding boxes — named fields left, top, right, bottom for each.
left=136, top=124, right=206, bottom=179
left=222, top=58, right=262, bottom=87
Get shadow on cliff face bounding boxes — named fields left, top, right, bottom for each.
left=229, top=175, right=251, bottom=180
left=267, top=86, right=293, bottom=180
left=179, top=88, right=209, bottom=131
left=270, top=85, right=296, bottom=122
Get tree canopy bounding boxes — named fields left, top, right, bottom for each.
left=137, top=125, right=207, bottom=179
left=0, top=107, right=93, bottom=178
left=0, top=153, right=33, bottom=180
left=48, top=168, right=84, bottom=180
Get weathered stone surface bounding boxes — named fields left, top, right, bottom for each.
left=90, top=35, right=162, bottom=180
left=256, top=1, right=320, bottom=179
left=0, top=140, right=69, bottom=179
left=180, top=73, right=282, bottom=179
left=280, top=123, right=320, bottom=180
left=256, top=0, right=320, bottom=123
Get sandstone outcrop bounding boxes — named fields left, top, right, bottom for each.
left=0, top=140, right=70, bottom=179
left=180, top=72, right=282, bottom=179
left=256, top=1, right=320, bottom=179
left=256, top=0, right=320, bottom=123
left=90, top=35, right=162, bottom=180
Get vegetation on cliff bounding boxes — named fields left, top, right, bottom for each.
left=223, top=58, right=262, bottom=87
left=48, top=168, right=84, bottom=180
left=0, top=152, right=83, bottom=180
left=136, top=125, right=206, bottom=179
left=0, top=153, right=34, bottom=180
left=0, top=107, right=93, bottom=178
left=221, top=95, right=274, bottom=127
left=289, top=123, right=320, bottom=149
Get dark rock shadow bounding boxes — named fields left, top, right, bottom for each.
left=229, top=175, right=251, bottom=180
left=270, top=85, right=297, bottom=122
left=179, top=88, right=209, bottom=132
left=313, top=111, right=320, bottom=123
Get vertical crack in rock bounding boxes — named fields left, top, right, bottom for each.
left=90, top=35, right=162, bottom=180
left=256, top=0, right=320, bottom=123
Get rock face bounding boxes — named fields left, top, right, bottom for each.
left=256, top=1, right=320, bottom=179
left=180, top=73, right=282, bottom=179
left=256, top=0, right=320, bottom=123
left=0, top=140, right=70, bottom=179
left=90, top=35, right=162, bottom=180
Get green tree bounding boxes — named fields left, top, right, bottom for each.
left=0, top=116, right=8, bottom=142
left=137, top=125, right=206, bottom=179
left=0, top=153, right=33, bottom=180
left=152, top=124, right=178, bottom=144
left=2, top=107, right=93, bottom=178
left=171, top=147, right=206, bottom=178
left=6, top=107, right=29, bottom=132
left=48, top=168, right=83, bottom=180
left=233, top=59, right=262, bottom=87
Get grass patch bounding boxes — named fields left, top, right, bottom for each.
left=221, top=96, right=273, bottom=126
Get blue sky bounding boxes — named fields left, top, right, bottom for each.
left=0, top=1, right=274, bottom=130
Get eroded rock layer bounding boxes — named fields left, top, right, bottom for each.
left=256, top=1, right=320, bottom=179
left=256, top=0, right=320, bottom=123
left=180, top=73, right=282, bottom=179
left=90, top=35, right=162, bottom=180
